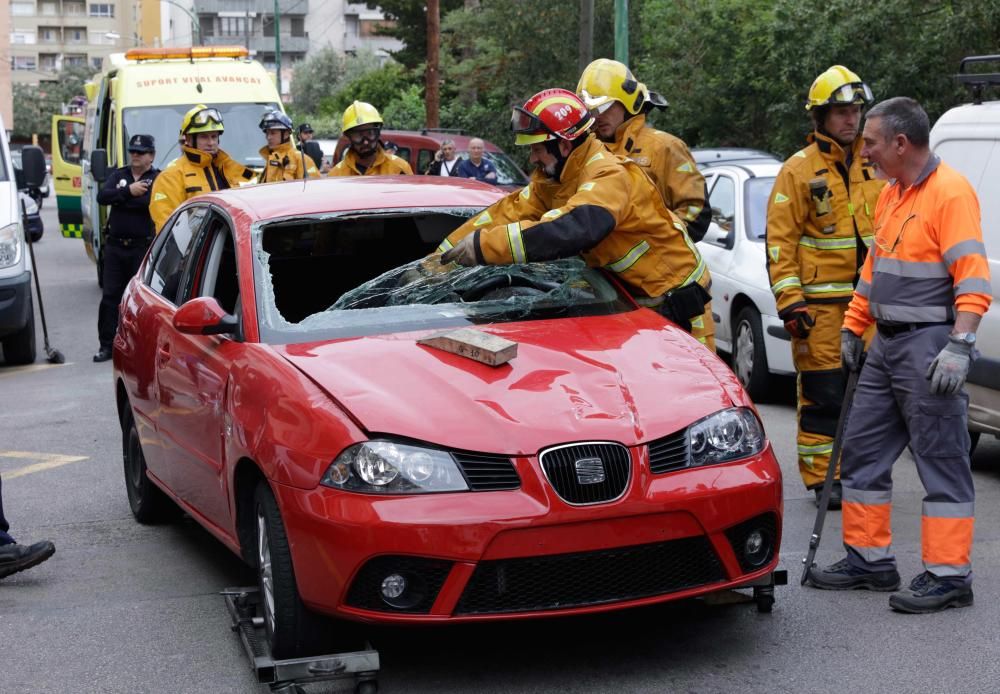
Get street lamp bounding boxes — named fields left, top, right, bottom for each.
left=160, top=0, right=203, bottom=45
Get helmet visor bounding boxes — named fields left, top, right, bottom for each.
left=511, top=106, right=545, bottom=135
left=829, top=82, right=873, bottom=106
left=191, top=107, right=224, bottom=128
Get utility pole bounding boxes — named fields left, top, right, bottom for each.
left=579, top=0, right=593, bottom=73
left=426, top=0, right=440, bottom=128
left=274, top=0, right=282, bottom=100
left=614, top=0, right=628, bottom=65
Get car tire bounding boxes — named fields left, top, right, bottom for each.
left=122, top=408, right=177, bottom=523
left=732, top=305, right=769, bottom=401
left=254, top=481, right=321, bottom=659
left=2, top=297, right=36, bottom=365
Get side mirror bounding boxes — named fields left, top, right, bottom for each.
left=20, top=146, right=46, bottom=189
left=90, top=148, right=108, bottom=183
left=173, top=297, right=239, bottom=336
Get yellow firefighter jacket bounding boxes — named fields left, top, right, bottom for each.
left=437, top=134, right=708, bottom=299
left=258, top=140, right=320, bottom=183
left=766, top=132, right=885, bottom=316
left=607, top=114, right=710, bottom=241
left=329, top=146, right=413, bottom=177
left=150, top=146, right=256, bottom=232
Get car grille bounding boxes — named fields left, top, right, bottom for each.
left=648, top=429, right=689, bottom=474
left=452, top=451, right=520, bottom=491
left=454, top=536, right=725, bottom=615
left=345, top=555, right=453, bottom=613
left=539, top=442, right=630, bottom=505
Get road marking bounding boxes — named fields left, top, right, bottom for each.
left=0, top=363, right=71, bottom=379
left=0, top=451, right=90, bottom=479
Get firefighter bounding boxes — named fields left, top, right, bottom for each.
left=576, top=58, right=712, bottom=244
left=329, top=101, right=412, bottom=177
left=257, top=110, right=319, bottom=183
left=150, top=104, right=256, bottom=231
left=438, top=88, right=714, bottom=346
left=807, top=96, right=990, bottom=614
left=766, top=65, right=886, bottom=508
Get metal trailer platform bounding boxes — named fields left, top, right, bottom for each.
left=223, top=588, right=380, bottom=694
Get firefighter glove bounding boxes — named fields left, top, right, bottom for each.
left=440, top=234, right=479, bottom=267
left=840, top=329, right=864, bottom=373
left=783, top=307, right=815, bottom=339
left=926, top=338, right=973, bottom=396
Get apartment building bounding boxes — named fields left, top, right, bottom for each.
left=8, top=0, right=138, bottom=84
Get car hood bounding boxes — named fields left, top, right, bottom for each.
left=276, top=311, right=736, bottom=455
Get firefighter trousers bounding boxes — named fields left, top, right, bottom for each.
left=791, top=303, right=847, bottom=489
left=839, top=324, right=974, bottom=583
left=689, top=302, right=716, bottom=353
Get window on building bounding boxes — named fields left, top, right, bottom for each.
left=13, top=55, right=38, bottom=71
left=11, top=2, right=34, bottom=16
left=262, top=15, right=276, bottom=38
left=64, top=53, right=87, bottom=67
left=65, top=1, right=86, bottom=14
left=40, top=2, right=58, bottom=15
left=39, top=27, right=60, bottom=42
left=290, top=17, right=305, bottom=37
left=12, top=31, right=36, bottom=44
left=91, top=56, right=103, bottom=70
left=66, top=27, right=86, bottom=43
left=39, top=53, right=58, bottom=71
left=89, top=3, right=114, bottom=17
left=218, top=16, right=247, bottom=37
left=89, top=30, right=116, bottom=45
left=199, top=16, right=214, bottom=38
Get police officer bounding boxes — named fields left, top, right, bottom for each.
left=149, top=104, right=256, bottom=231
left=93, top=134, right=159, bottom=363
left=258, top=110, right=320, bottom=182
left=296, top=122, right=325, bottom=171
left=329, top=102, right=412, bottom=177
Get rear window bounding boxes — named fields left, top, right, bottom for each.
left=252, top=210, right=632, bottom=343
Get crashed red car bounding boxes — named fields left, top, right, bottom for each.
left=113, top=175, right=783, bottom=658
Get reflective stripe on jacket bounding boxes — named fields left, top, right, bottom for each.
left=258, top=141, right=320, bottom=183
left=844, top=156, right=991, bottom=334
left=438, top=134, right=708, bottom=299
left=150, top=146, right=256, bottom=232
left=608, top=114, right=710, bottom=241
left=329, top=147, right=413, bottom=177
left=766, top=132, right=885, bottom=317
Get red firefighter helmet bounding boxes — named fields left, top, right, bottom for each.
left=511, top=88, right=594, bottom=146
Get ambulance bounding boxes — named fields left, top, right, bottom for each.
left=51, top=46, right=282, bottom=285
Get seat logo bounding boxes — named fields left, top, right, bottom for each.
left=574, top=457, right=606, bottom=485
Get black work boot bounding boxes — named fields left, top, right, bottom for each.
left=889, top=572, right=973, bottom=614
left=0, top=541, right=56, bottom=579
left=93, top=346, right=113, bottom=363
left=812, top=481, right=843, bottom=510
left=806, top=557, right=900, bottom=591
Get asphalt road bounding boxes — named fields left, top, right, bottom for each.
left=2, top=203, right=999, bottom=693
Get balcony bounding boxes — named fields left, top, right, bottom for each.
left=194, top=0, right=306, bottom=15
left=202, top=34, right=309, bottom=54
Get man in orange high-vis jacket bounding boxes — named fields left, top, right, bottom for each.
left=807, top=97, right=991, bottom=614
left=437, top=88, right=714, bottom=349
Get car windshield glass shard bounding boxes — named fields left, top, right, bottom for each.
left=252, top=211, right=633, bottom=345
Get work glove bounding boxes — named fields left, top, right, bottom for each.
left=841, top=329, right=865, bottom=373
left=783, top=307, right=815, bottom=339
left=440, top=234, right=479, bottom=267
left=926, top=337, right=973, bottom=396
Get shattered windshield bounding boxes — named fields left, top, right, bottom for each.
left=255, top=253, right=634, bottom=344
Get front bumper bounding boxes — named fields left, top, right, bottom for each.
left=277, top=446, right=783, bottom=623
left=0, top=270, right=32, bottom=338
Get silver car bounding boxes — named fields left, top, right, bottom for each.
left=697, top=162, right=794, bottom=400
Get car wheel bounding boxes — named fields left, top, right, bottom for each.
left=254, top=481, right=321, bottom=659
left=2, top=298, right=36, bottom=365
left=122, top=408, right=177, bottom=523
left=733, top=306, right=769, bottom=401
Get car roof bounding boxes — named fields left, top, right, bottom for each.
left=202, top=175, right=507, bottom=221
left=701, top=161, right=782, bottom=178
left=692, top=147, right=781, bottom=166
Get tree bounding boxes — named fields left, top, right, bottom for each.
left=366, top=0, right=464, bottom=69
left=12, top=65, right=92, bottom=139
left=289, top=47, right=384, bottom=118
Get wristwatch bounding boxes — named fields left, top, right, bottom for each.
left=949, top=332, right=977, bottom=347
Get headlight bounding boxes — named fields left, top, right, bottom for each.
left=688, top=407, right=765, bottom=466
left=321, top=440, right=470, bottom=494
left=0, top=223, right=22, bottom=268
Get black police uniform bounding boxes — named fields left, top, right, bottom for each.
left=297, top=123, right=324, bottom=170
left=94, top=134, right=159, bottom=361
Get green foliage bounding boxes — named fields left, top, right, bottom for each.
left=289, top=48, right=384, bottom=117
left=383, top=84, right=428, bottom=130
left=12, top=65, right=92, bottom=138
left=325, top=62, right=415, bottom=117
left=366, top=0, right=465, bottom=69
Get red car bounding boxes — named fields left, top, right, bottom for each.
left=113, top=175, right=783, bottom=658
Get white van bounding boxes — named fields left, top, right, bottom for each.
left=0, top=113, right=35, bottom=364
left=929, top=56, right=1000, bottom=449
